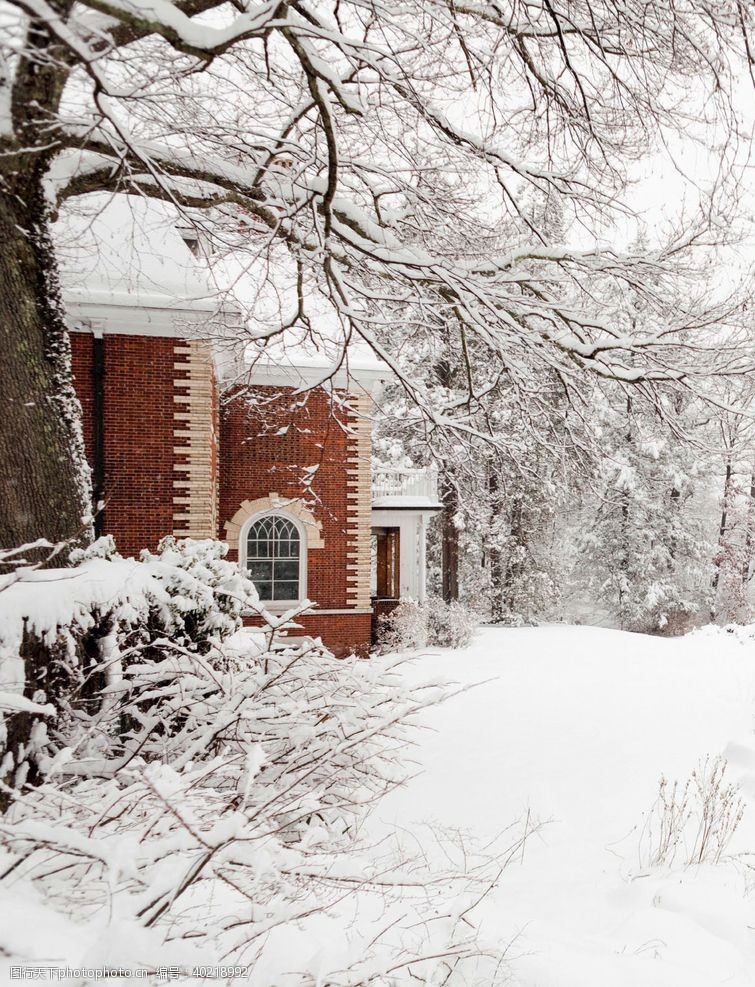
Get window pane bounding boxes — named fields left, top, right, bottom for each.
left=245, top=515, right=303, bottom=601
left=274, top=518, right=299, bottom=557
left=275, top=518, right=297, bottom=540
left=255, top=581, right=272, bottom=600
left=247, top=539, right=272, bottom=559
left=276, top=538, right=299, bottom=558
left=274, top=560, right=299, bottom=581
left=247, top=515, right=274, bottom=558
left=272, top=581, right=299, bottom=601
left=247, top=560, right=273, bottom=582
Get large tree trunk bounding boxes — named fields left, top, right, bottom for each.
left=502, top=495, right=525, bottom=613
left=0, top=5, right=89, bottom=559
left=0, top=184, right=91, bottom=556
left=741, top=467, right=755, bottom=586
left=0, top=173, right=91, bottom=807
left=435, top=346, right=460, bottom=604
left=616, top=393, right=633, bottom=628
left=0, top=10, right=91, bottom=809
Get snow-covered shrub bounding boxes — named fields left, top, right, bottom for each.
left=425, top=596, right=478, bottom=648
left=0, top=638, right=454, bottom=970
left=138, top=535, right=258, bottom=650
left=0, top=537, right=259, bottom=798
left=639, top=756, right=745, bottom=868
left=69, top=533, right=120, bottom=563
left=656, top=606, right=699, bottom=637
left=377, top=599, right=428, bottom=650
left=71, top=535, right=259, bottom=649
left=377, top=597, right=477, bottom=651
left=0, top=543, right=514, bottom=983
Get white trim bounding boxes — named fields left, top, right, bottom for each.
left=304, top=608, right=374, bottom=616
left=239, top=508, right=308, bottom=610
left=65, top=297, right=243, bottom=339
left=225, top=493, right=324, bottom=549
left=65, top=296, right=386, bottom=397
left=371, top=508, right=433, bottom=602
left=220, top=353, right=387, bottom=399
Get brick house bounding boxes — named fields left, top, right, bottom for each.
left=60, top=196, right=440, bottom=654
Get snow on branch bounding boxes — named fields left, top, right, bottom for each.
left=3, top=0, right=753, bottom=439
left=0, top=538, right=533, bottom=981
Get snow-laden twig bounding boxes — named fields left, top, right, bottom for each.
left=0, top=537, right=525, bottom=983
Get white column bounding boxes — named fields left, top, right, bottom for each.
left=398, top=515, right=418, bottom=598
left=372, top=509, right=432, bottom=603
left=417, top=513, right=427, bottom=603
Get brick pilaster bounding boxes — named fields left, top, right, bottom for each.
left=345, top=393, right=373, bottom=610
left=173, top=341, right=219, bottom=538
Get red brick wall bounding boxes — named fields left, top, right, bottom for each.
left=70, top=331, right=178, bottom=556
left=220, top=387, right=352, bottom=609
left=371, top=597, right=400, bottom=644
left=246, top=612, right=372, bottom=657
left=297, top=613, right=372, bottom=657
left=70, top=336, right=373, bottom=653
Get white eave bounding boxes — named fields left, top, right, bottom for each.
left=64, top=290, right=244, bottom=339
left=371, top=495, right=443, bottom=511
left=239, top=352, right=389, bottom=398
left=56, top=194, right=391, bottom=396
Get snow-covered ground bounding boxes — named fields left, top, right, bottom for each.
left=375, top=624, right=755, bottom=987
left=4, top=621, right=755, bottom=985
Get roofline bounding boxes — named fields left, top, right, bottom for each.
left=64, top=294, right=391, bottom=397
left=243, top=360, right=388, bottom=396
left=64, top=294, right=243, bottom=339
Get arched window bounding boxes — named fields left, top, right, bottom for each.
left=243, top=514, right=304, bottom=603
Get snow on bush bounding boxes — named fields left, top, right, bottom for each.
left=377, top=597, right=478, bottom=651
left=0, top=540, right=513, bottom=983
left=0, top=537, right=261, bottom=792
left=78, top=534, right=259, bottom=649
left=377, top=599, right=429, bottom=651
left=425, top=596, right=479, bottom=648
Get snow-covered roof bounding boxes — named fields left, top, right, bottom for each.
left=56, top=193, right=390, bottom=393
left=56, top=194, right=226, bottom=313
left=228, top=326, right=389, bottom=396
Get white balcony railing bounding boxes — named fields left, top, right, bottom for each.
left=371, top=466, right=441, bottom=507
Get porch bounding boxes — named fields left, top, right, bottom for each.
left=370, top=467, right=442, bottom=631
left=371, top=466, right=441, bottom=510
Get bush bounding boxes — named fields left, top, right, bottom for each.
left=425, top=596, right=478, bottom=648
left=639, top=755, right=745, bottom=868
left=377, top=597, right=477, bottom=651
left=377, top=599, right=428, bottom=651
left=72, top=534, right=258, bottom=650
left=0, top=540, right=513, bottom=984
left=0, top=537, right=259, bottom=794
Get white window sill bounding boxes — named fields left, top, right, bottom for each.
left=253, top=601, right=308, bottom=615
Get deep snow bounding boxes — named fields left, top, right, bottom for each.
left=4, top=623, right=755, bottom=985
left=375, top=624, right=755, bottom=986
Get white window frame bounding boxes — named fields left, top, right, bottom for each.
left=239, top=510, right=307, bottom=611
